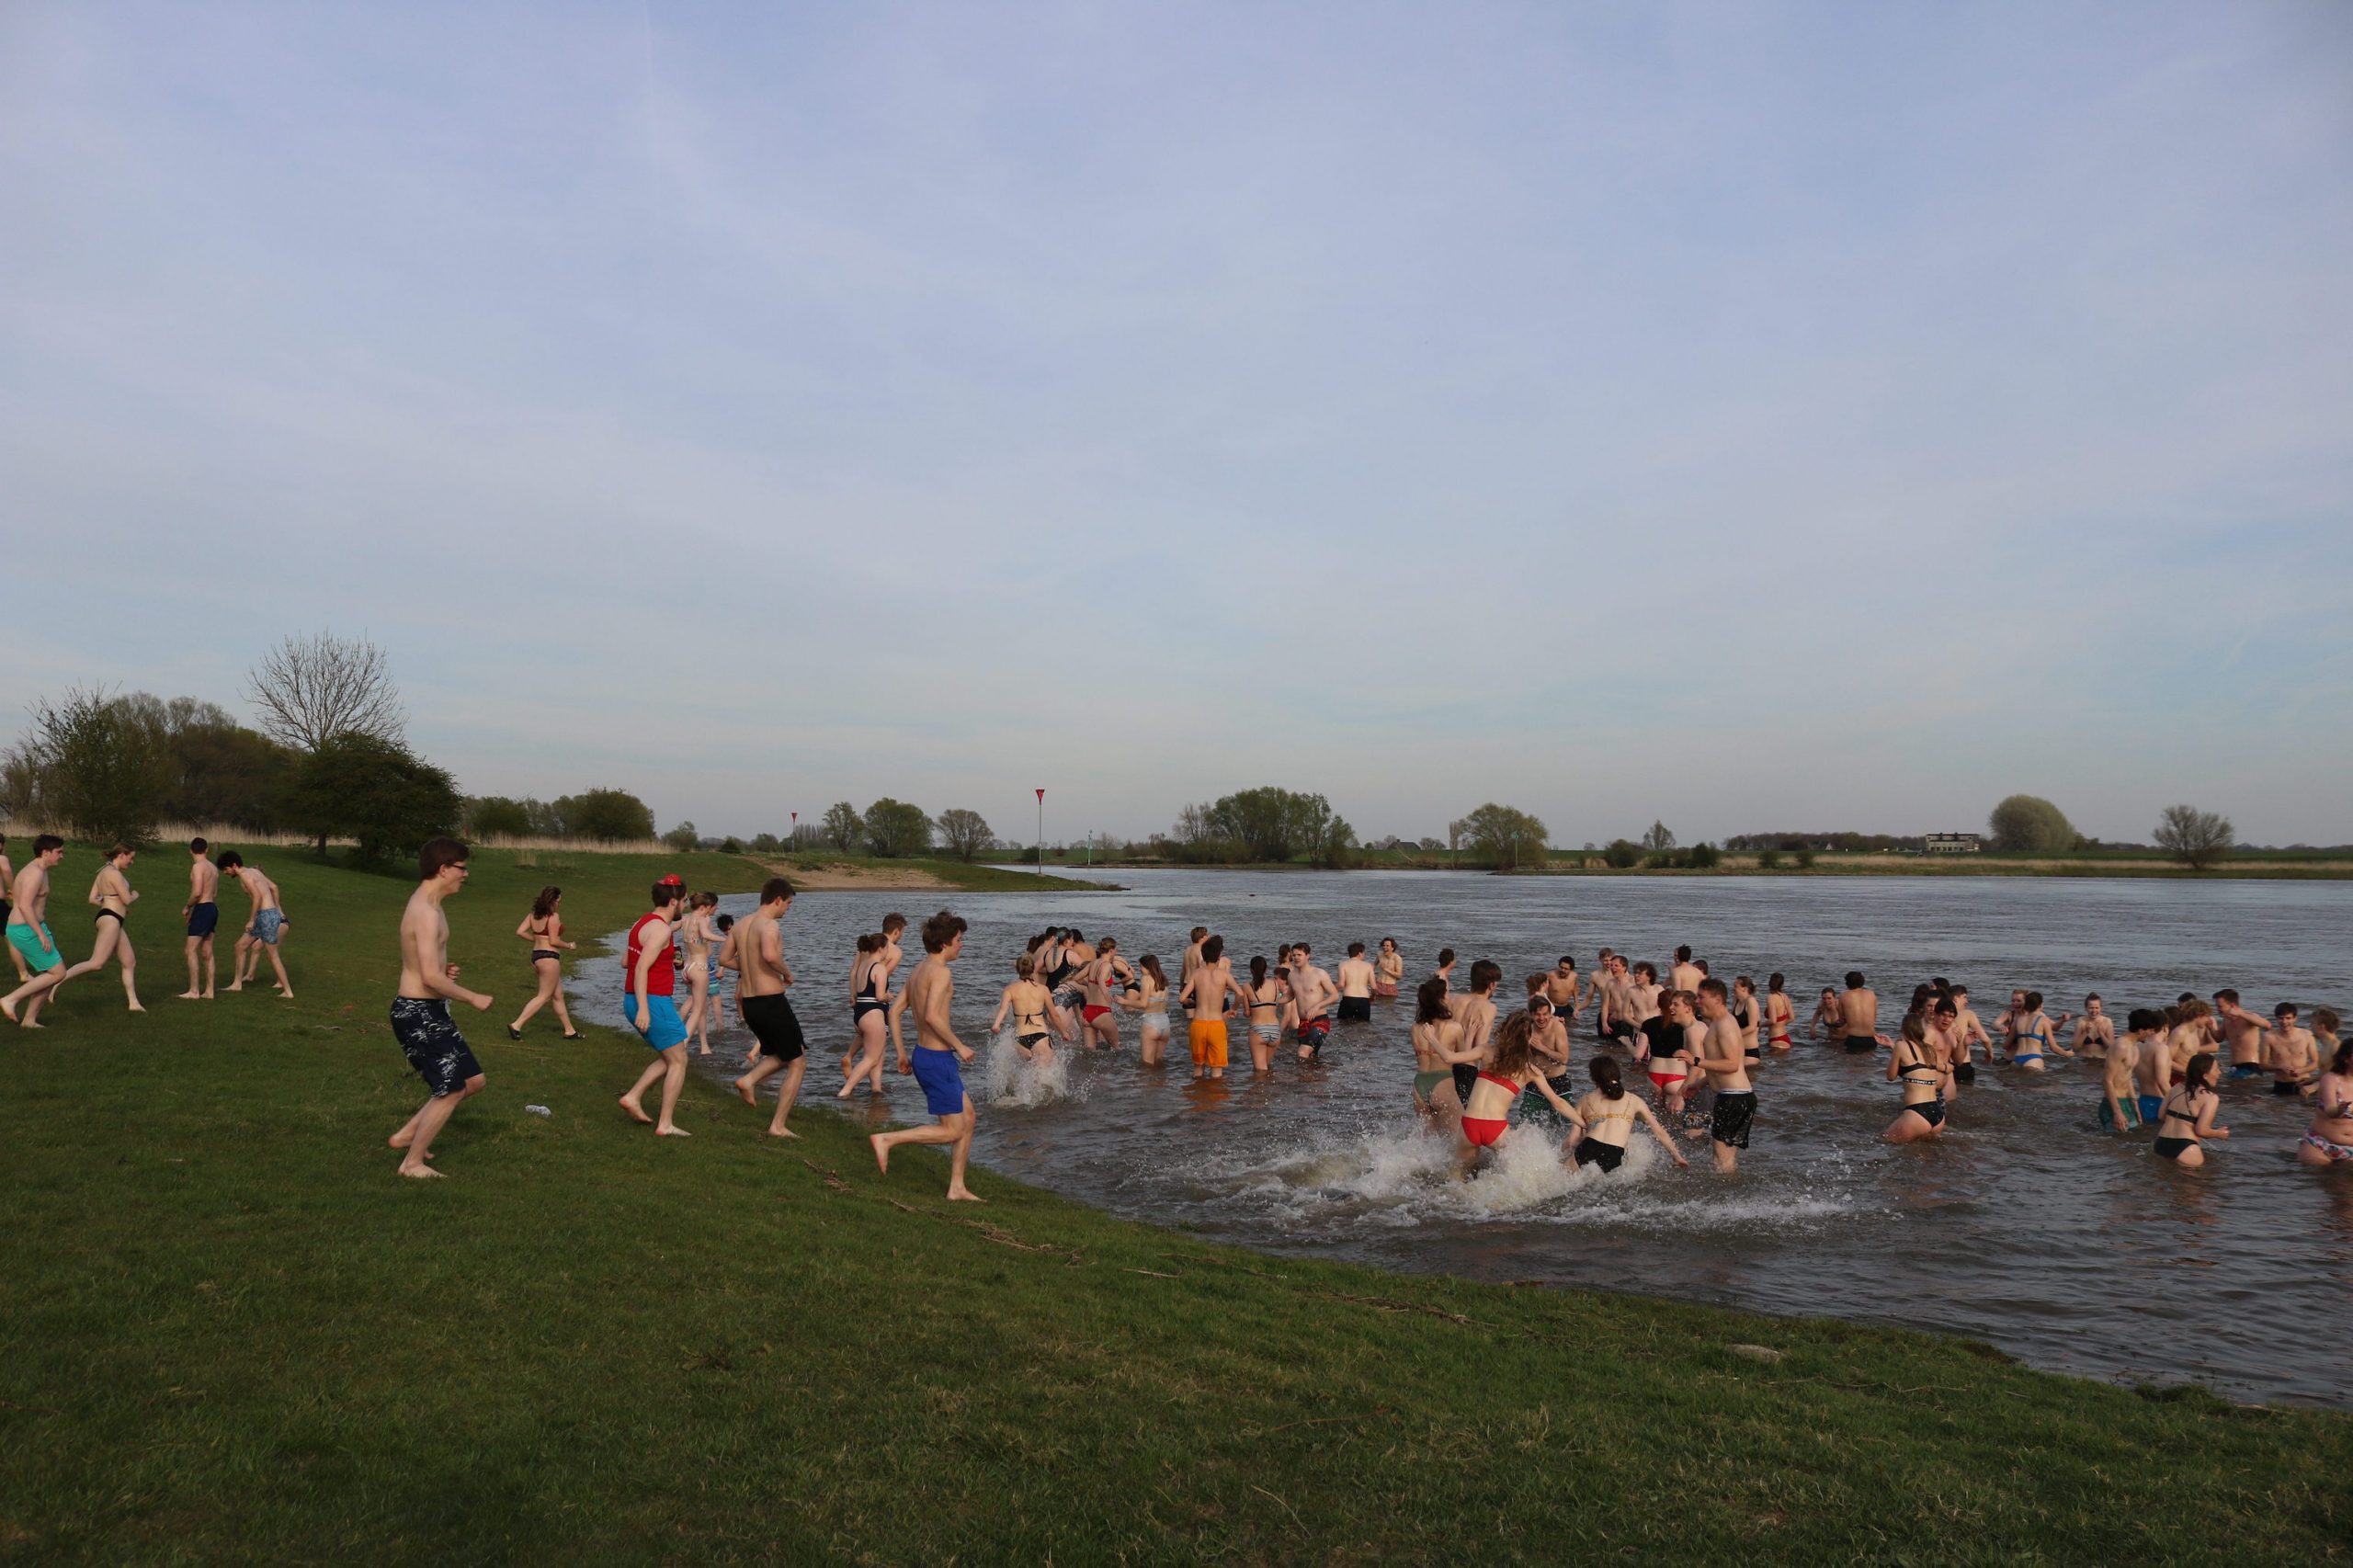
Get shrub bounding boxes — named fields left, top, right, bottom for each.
left=1988, top=794, right=2077, bottom=853
left=1757, top=848, right=1782, bottom=870
left=1602, top=839, right=1642, bottom=869
left=289, top=732, right=460, bottom=862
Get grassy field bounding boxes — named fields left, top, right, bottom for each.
left=3, top=843, right=2347, bottom=1564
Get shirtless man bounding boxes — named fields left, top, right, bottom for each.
left=1450, top=960, right=1503, bottom=1101
left=385, top=838, right=492, bottom=1178
left=1178, top=926, right=1209, bottom=1016
left=219, top=852, right=292, bottom=998
left=1336, top=942, right=1377, bottom=1023
left=1837, top=971, right=1881, bottom=1054
left=179, top=837, right=220, bottom=999
left=2134, top=1007, right=2174, bottom=1123
left=1691, top=978, right=1756, bottom=1173
left=1, top=835, right=72, bottom=1027
left=2214, top=989, right=2271, bottom=1081
left=2266, top=1004, right=2318, bottom=1097
left=870, top=911, right=981, bottom=1201
left=1668, top=945, right=1703, bottom=994
left=1543, top=956, right=1580, bottom=1022
left=1178, top=935, right=1247, bottom=1080
left=2067, top=994, right=2114, bottom=1060
left=1431, top=948, right=1458, bottom=992
left=1288, top=942, right=1340, bottom=1061
left=1948, top=985, right=1992, bottom=1084
left=2100, top=1011, right=2154, bottom=1130
left=1585, top=949, right=1616, bottom=1039
left=728, top=879, right=808, bottom=1137
left=1623, top=961, right=1664, bottom=1062
left=0, top=835, right=23, bottom=984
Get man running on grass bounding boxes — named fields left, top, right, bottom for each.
left=870, top=910, right=981, bottom=1201
left=387, top=838, right=492, bottom=1178
left=1, top=835, right=71, bottom=1027
left=729, top=878, right=809, bottom=1138
left=620, top=881, right=692, bottom=1136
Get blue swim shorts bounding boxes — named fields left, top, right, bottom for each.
left=2138, top=1094, right=2164, bottom=1123
left=249, top=908, right=285, bottom=945
left=2226, top=1062, right=2265, bottom=1080
left=6, top=921, right=61, bottom=974
left=909, top=1046, right=968, bottom=1118
left=626, top=992, right=688, bottom=1051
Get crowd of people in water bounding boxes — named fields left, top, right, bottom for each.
left=10, top=833, right=2351, bottom=1196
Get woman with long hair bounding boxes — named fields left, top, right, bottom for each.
left=837, top=932, right=893, bottom=1098
left=1883, top=1013, right=1949, bottom=1143
left=1245, top=955, right=1286, bottom=1074
left=2295, top=1022, right=2353, bottom=1167
left=68, top=845, right=144, bottom=1012
left=2154, top=1052, right=2229, bottom=1167
left=1454, top=1011, right=1582, bottom=1169
left=1373, top=937, right=1404, bottom=1000
left=1411, top=975, right=1470, bottom=1122
left=507, top=885, right=580, bottom=1039
left=1763, top=973, right=1794, bottom=1052
left=1130, top=955, right=1172, bottom=1066
left=677, top=892, right=723, bottom=1056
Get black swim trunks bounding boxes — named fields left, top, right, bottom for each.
left=1336, top=995, right=1372, bottom=1023
left=1844, top=1035, right=1876, bottom=1054
left=390, top=997, right=483, bottom=1097
left=1519, top=1074, right=1577, bottom=1127
left=186, top=901, right=219, bottom=939
left=1574, top=1140, right=1624, bottom=1173
left=1952, top=1061, right=1976, bottom=1085
left=740, top=993, right=805, bottom=1063
left=1452, top=1062, right=1478, bottom=1103
left=1711, top=1090, right=1756, bottom=1149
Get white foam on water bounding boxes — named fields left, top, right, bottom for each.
left=1205, top=1116, right=1858, bottom=1235
left=982, top=1025, right=1079, bottom=1108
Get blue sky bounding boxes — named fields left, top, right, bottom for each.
left=4, top=1, right=2349, bottom=846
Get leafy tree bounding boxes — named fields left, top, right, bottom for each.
left=466, top=796, right=538, bottom=838
left=750, top=832, right=782, bottom=854
left=1687, top=841, right=1721, bottom=869
left=1987, top=794, right=2076, bottom=853
left=1642, top=821, right=1677, bottom=852
left=1206, top=787, right=1304, bottom=861
left=553, top=788, right=655, bottom=842
left=720, top=835, right=743, bottom=855
left=18, top=686, right=171, bottom=845
left=822, top=801, right=862, bottom=852
left=2153, top=804, right=2234, bottom=870
left=1756, top=848, right=1782, bottom=870
left=936, top=808, right=993, bottom=862
left=1461, top=802, right=1550, bottom=869
left=862, top=798, right=933, bottom=858
left=662, top=821, right=700, bottom=852
left=1795, top=848, right=1815, bottom=869
left=244, top=631, right=404, bottom=752
left=1602, top=839, right=1642, bottom=869
left=1304, top=810, right=1358, bottom=869
left=288, top=732, right=460, bottom=862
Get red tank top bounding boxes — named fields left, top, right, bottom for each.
left=625, top=913, right=675, bottom=996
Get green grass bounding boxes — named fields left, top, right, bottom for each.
left=3, top=846, right=2347, bottom=1564
left=756, top=850, right=1105, bottom=891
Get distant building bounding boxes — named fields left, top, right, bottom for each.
left=1925, top=832, right=1982, bottom=854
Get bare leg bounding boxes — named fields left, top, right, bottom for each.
left=838, top=1016, right=887, bottom=1098
left=117, top=931, right=142, bottom=1010
left=3, top=965, right=72, bottom=1024
left=200, top=936, right=214, bottom=997
left=946, top=1098, right=979, bottom=1199
left=181, top=937, right=204, bottom=999
left=734, top=1056, right=779, bottom=1104
left=619, top=1057, right=665, bottom=1123
left=654, top=1047, right=690, bottom=1134
left=264, top=942, right=292, bottom=997
left=227, top=936, right=254, bottom=990
left=551, top=984, right=576, bottom=1036
left=766, top=1058, right=808, bottom=1137
left=1712, top=1140, right=1739, bottom=1174
left=512, top=961, right=559, bottom=1033
left=390, top=1075, right=482, bottom=1176
left=870, top=1106, right=982, bottom=1200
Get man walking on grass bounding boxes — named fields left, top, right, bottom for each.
left=181, top=837, right=220, bottom=1000
left=220, top=851, right=293, bottom=998
left=620, top=881, right=693, bottom=1136
left=386, top=838, right=493, bottom=1177
left=729, top=878, right=809, bottom=1138
left=870, top=911, right=982, bottom=1201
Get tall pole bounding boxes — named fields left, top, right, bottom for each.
left=1035, top=789, right=1045, bottom=877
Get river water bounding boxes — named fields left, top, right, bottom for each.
left=579, top=869, right=2353, bottom=1409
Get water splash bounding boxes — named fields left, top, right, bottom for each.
left=983, top=1024, right=1077, bottom=1108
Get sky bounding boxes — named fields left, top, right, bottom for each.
left=3, top=1, right=2350, bottom=847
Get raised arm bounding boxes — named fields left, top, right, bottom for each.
left=1633, top=1100, right=1690, bottom=1166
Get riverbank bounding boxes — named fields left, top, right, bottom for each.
left=756, top=853, right=1106, bottom=892
left=4, top=846, right=2346, bottom=1562
left=1077, top=850, right=2353, bottom=880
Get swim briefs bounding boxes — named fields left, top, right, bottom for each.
left=2226, top=1062, right=2266, bottom=1080
left=250, top=908, right=285, bottom=945
left=625, top=991, right=688, bottom=1051
left=1082, top=1004, right=1109, bottom=1023
left=186, top=901, right=219, bottom=939
left=1903, top=1096, right=1947, bottom=1130
left=739, top=993, right=804, bottom=1063
left=909, top=1046, right=967, bottom=1118
left=1461, top=1115, right=1508, bottom=1149
left=1711, top=1090, right=1756, bottom=1148
left=1188, top=1018, right=1228, bottom=1068
left=1336, top=995, right=1372, bottom=1022
left=1952, top=1062, right=1977, bottom=1085
left=1413, top=1068, right=1450, bottom=1103
left=390, top=997, right=483, bottom=1097
left=1843, top=1035, right=1876, bottom=1053
left=1574, top=1140, right=1625, bottom=1173
left=6, top=922, right=61, bottom=974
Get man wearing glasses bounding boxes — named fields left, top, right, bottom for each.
left=387, top=838, right=493, bottom=1178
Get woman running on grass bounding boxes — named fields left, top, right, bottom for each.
left=507, top=885, right=579, bottom=1040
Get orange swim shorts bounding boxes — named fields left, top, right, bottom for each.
left=1188, top=1018, right=1228, bottom=1067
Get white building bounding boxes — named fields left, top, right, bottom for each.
left=1925, top=832, right=1982, bottom=854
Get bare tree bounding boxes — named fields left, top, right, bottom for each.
left=2153, top=804, right=2234, bottom=870
left=936, top=808, right=993, bottom=862
left=244, top=631, right=405, bottom=752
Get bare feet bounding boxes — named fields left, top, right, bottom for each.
left=0, top=996, right=17, bottom=1024
left=388, top=1130, right=413, bottom=1150
left=128, top=1005, right=147, bottom=1014
left=766, top=1125, right=800, bottom=1140
left=654, top=1125, right=691, bottom=1138
left=733, top=1079, right=758, bottom=1107
left=835, top=1083, right=856, bottom=1100
left=947, top=1186, right=983, bottom=1203
left=177, top=991, right=202, bottom=1001
left=397, top=1163, right=444, bottom=1179
left=870, top=1133, right=891, bottom=1174
left=619, top=1096, right=654, bottom=1125
left=225, top=983, right=244, bottom=993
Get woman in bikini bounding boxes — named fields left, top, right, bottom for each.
left=1732, top=976, right=1763, bottom=1063
left=1410, top=975, right=1470, bottom=1123
left=507, top=885, right=580, bottom=1040
left=1572, top=1055, right=1687, bottom=1174
left=1883, top=1013, right=1949, bottom=1143
left=1373, top=937, right=1404, bottom=1000
left=677, top=892, right=723, bottom=1056
left=1453, top=1011, right=1582, bottom=1171
left=1244, top=956, right=1286, bottom=1074
left=836, top=932, right=893, bottom=1098
left=1762, top=972, right=1794, bottom=1053
left=989, top=953, right=1059, bottom=1073
left=76, top=845, right=143, bottom=1012
left=2006, top=991, right=2073, bottom=1073
left=1808, top=986, right=1842, bottom=1041
left=1127, top=955, right=1172, bottom=1066
left=2295, top=1027, right=2353, bottom=1166
left=2154, top=1052, right=2230, bottom=1167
